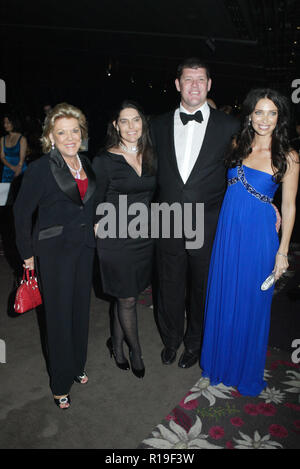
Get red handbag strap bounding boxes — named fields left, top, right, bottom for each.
left=23, top=268, right=36, bottom=282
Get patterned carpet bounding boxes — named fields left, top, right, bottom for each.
left=1, top=225, right=299, bottom=450
left=137, top=244, right=300, bottom=450
left=138, top=347, right=300, bottom=449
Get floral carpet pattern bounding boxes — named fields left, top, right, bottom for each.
left=138, top=246, right=300, bottom=449
left=138, top=347, right=300, bottom=449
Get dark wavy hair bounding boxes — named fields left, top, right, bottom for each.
left=105, top=100, right=155, bottom=174
left=225, top=88, right=291, bottom=182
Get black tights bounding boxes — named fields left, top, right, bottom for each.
left=112, top=297, right=144, bottom=370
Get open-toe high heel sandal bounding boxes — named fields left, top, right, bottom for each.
left=54, top=394, right=71, bottom=410
left=74, top=371, right=88, bottom=384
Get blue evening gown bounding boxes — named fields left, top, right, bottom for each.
left=2, top=136, right=27, bottom=182
left=200, top=164, right=279, bottom=396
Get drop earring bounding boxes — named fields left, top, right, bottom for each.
left=51, top=142, right=55, bottom=150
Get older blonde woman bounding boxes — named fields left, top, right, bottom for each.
left=14, top=103, right=96, bottom=409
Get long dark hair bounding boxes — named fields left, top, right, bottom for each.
left=4, top=113, right=22, bottom=133
left=105, top=100, right=155, bottom=174
left=226, top=88, right=291, bottom=182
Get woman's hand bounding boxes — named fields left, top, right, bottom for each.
left=13, top=165, right=22, bottom=177
left=273, top=252, right=289, bottom=281
left=23, top=256, right=34, bottom=270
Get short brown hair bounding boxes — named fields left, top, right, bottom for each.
left=176, top=57, right=211, bottom=80
left=41, top=102, right=88, bottom=153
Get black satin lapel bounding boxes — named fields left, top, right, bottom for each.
left=186, top=109, right=217, bottom=182
left=167, top=113, right=184, bottom=185
left=81, top=156, right=96, bottom=204
left=49, top=148, right=82, bottom=205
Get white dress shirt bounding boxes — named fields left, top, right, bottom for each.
left=174, top=101, right=210, bottom=184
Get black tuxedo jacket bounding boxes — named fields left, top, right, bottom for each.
left=14, top=148, right=97, bottom=260
left=150, top=107, right=240, bottom=255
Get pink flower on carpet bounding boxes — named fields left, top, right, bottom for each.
left=271, top=360, right=300, bottom=370
left=269, top=424, right=288, bottom=438
left=270, top=360, right=281, bottom=370
left=226, top=441, right=234, bottom=449
left=209, top=426, right=225, bottom=440
left=230, top=417, right=244, bottom=427
left=283, top=360, right=300, bottom=368
left=257, top=402, right=277, bottom=416
left=179, top=392, right=199, bottom=410
left=244, top=403, right=259, bottom=416
left=231, top=390, right=242, bottom=398
left=284, top=403, right=300, bottom=411
left=293, top=420, right=300, bottom=430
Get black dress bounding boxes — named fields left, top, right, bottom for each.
left=92, top=150, right=156, bottom=298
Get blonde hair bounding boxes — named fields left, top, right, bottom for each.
left=41, top=102, right=88, bottom=153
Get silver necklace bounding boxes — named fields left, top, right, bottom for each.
left=65, top=154, right=82, bottom=179
left=119, top=142, right=138, bottom=154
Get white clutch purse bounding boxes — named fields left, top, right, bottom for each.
left=261, top=273, right=276, bottom=291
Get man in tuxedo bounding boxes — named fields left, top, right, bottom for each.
left=151, top=57, right=240, bottom=369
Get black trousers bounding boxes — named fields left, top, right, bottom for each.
left=156, top=246, right=211, bottom=353
left=38, top=244, right=95, bottom=395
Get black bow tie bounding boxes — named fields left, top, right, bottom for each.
left=180, top=110, right=203, bottom=125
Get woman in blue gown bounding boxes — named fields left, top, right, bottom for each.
left=200, top=89, right=299, bottom=396
left=0, top=115, right=27, bottom=277
left=1, top=115, right=27, bottom=182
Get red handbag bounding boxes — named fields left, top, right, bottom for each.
left=14, top=268, right=42, bottom=314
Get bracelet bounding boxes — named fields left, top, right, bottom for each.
left=277, top=252, right=288, bottom=258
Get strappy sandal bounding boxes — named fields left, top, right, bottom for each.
left=54, top=394, right=71, bottom=410
left=74, top=371, right=88, bottom=384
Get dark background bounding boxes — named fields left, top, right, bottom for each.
left=0, top=0, right=299, bottom=154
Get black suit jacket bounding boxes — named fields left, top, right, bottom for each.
left=14, top=148, right=97, bottom=260
left=150, top=107, right=240, bottom=255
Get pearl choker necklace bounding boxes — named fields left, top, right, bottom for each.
left=119, top=142, right=138, bottom=154
left=65, top=154, right=82, bottom=179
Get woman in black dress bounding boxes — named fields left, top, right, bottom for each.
left=93, top=101, right=156, bottom=378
